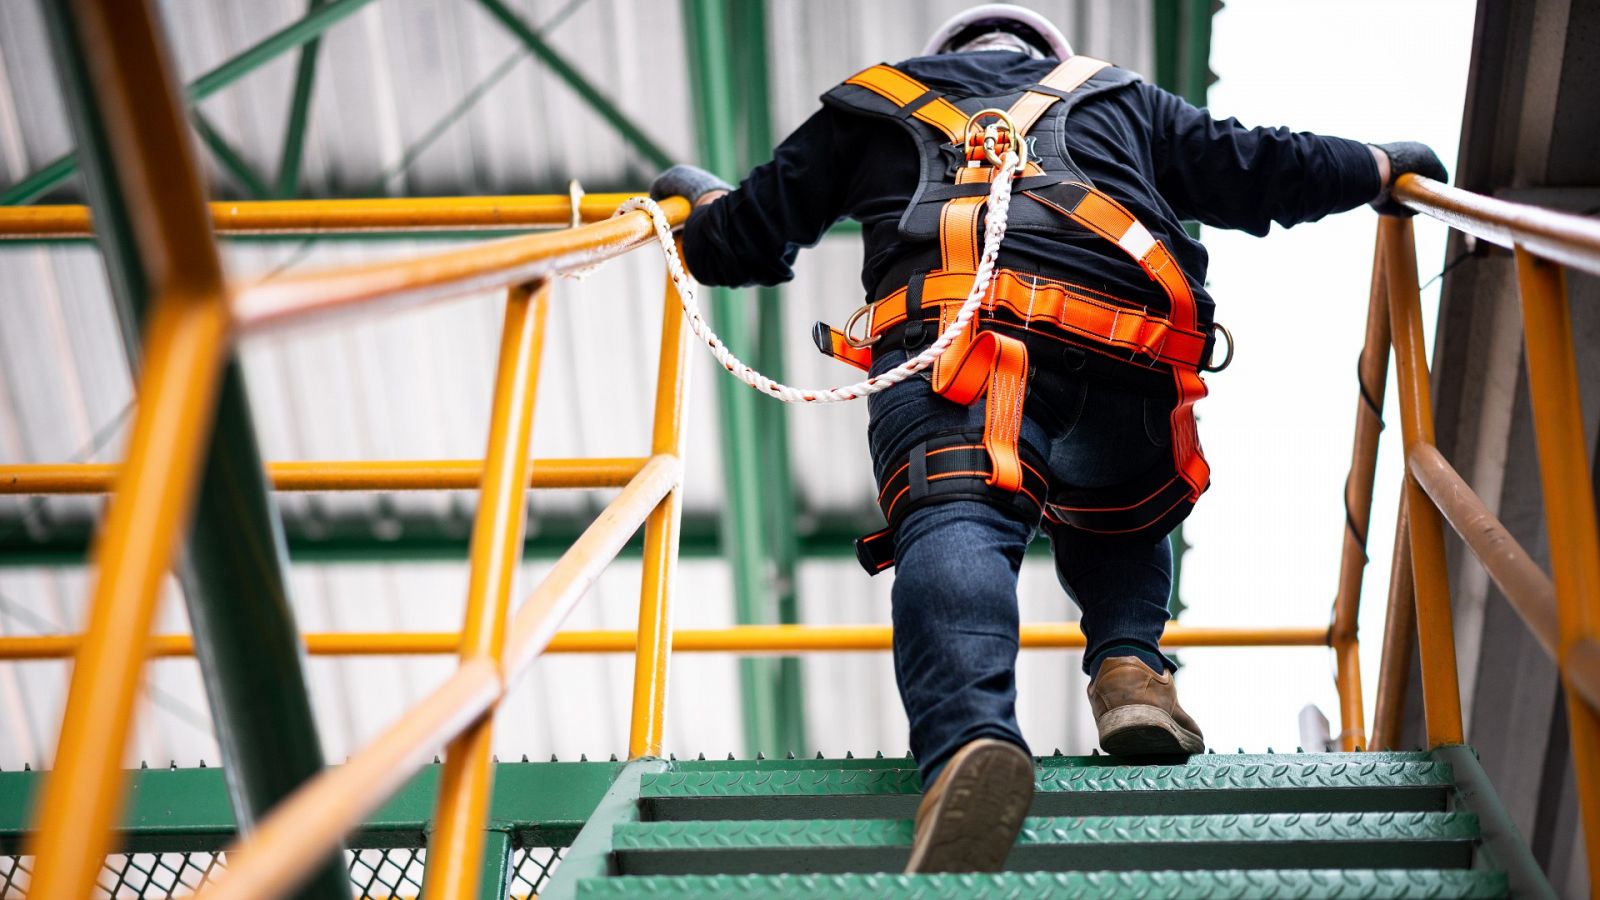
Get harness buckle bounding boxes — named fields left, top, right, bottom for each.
left=842, top=302, right=882, bottom=349
left=964, top=108, right=1027, bottom=169
left=1203, top=322, right=1235, bottom=372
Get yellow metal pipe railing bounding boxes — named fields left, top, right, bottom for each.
left=0, top=456, right=647, bottom=493
left=1329, top=228, right=1390, bottom=751
left=230, top=196, right=690, bottom=332
left=200, top=455, right=679, bottom=900
left=424, top=280, right=551, bottom=900
left=1380, top=215, right=1465, bottom=746
left=0, top=623, right=1330, bottom=661
left=1352, top=175, right=1600, bottom=886
left=1511, top=246, right=1600, bottom=881
left=628, top=255, right=693, bottom=759
left=0, top=193, right=646, bottom=238
left=24, top=2, right=236, bottom=895
left=1370, top=495, right=1414, bottom=753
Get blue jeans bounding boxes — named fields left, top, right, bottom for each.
left=867, top=348, right=1177, bottom=785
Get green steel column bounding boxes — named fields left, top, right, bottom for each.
left=275, top=0, right=330, bottom=198
left=728, top=0, right=807, bottom=757
left=2, top=0, right=377, bottom=205
left=190, top=111, right=271, bottom=199
left=681, top=0, right=785, bottom=757
left=475, top=0, right=676, bottom=171
left=38, top=7, right=347, bottom=898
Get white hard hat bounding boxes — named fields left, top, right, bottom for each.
left=922, top=4, right=1074, bottom=60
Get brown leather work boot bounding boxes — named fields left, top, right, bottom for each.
left=903, top=738, right=1034, bottom=874
left=1087, top=656, right=1205, bottom=757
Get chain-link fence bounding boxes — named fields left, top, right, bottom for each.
left=0, top=845, right=566, bottom=898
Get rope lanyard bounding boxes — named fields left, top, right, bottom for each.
left=615, top=151, right=1021, bottom=404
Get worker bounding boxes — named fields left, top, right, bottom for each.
left=650, top=2, right=1445, bottom=874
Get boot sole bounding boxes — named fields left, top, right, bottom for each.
left=1098, top=703, right=1205, bottom=757
left=903, top=741, right=1035, bottom=874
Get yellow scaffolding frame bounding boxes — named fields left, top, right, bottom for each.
left=1, top=1, right=1598, bottom=891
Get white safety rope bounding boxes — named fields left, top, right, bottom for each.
left=616, top=151, right=1021, bottom=403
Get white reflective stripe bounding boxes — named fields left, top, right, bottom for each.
left=1118, top=220, right=1156, bottom=260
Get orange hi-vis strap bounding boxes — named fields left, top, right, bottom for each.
left=857, top=270, right=1209, bottom=370
left=1007, top=56, right=1111, bottom=136
left=924, top=165, right=1031, bottom=493
left=844, top=65, right=970, bottom=143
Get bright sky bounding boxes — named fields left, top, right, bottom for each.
left=1175, top=0, right=1476, bottom=751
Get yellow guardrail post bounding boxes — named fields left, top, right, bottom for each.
left=1379, top=215, right=1464, bottom=747
left=629, top=253, right=693, bottom=758
left=26, top=1, right=233, bottom=897
left=1511, top=247, right=1600, bottom=889
left=423, top=280, right=551, bottom=900
left=1330, top=230, right=1391, bottom=750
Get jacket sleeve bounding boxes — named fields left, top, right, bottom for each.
left=680, top=108, right=852, bottom=288
left=1142, top=83, right=1382, bottom=236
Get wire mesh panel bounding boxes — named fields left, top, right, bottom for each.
left=507, top=846, right=565, bottom=898
left=0, top=846, right=564, bottom=898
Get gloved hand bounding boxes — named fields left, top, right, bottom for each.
left=1370, top=141, right=1447, bottom=217
left=649, top=164, right=732, bottom=205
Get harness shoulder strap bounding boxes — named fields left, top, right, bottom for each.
left=1007, top=56, right=1113, bottom=136
left=832, top=63, right=968, bottom=143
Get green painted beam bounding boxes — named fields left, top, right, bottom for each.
left=0, top=760, right=627, bottom=854
left=37, top=6, right=347, bottom=897
left=0, top=512, right=1072, bottom=567
left=679, top=0, right=785, bottom=760
left=190, top=111, right=271, bottom=199
left=275, top=0, right=331, bottom=198
left=538, top=758, right=666, bottom=900
left=728, top=0, right=808, bottom=762
left=576, top=870, right=1511, bottom=899
left=474, top=0, right=675, bottom=172
left=610, top=812, right=1479, bottom=875
left=1, top=0, right=378, bottom=206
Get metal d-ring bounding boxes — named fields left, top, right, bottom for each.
left=842, top=302, right=882, bottom=349
left=1204, top=322, right=1235, bottom=372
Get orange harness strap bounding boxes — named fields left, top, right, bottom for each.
left=844, top=65, right=970, bottom=143
left=1007, top=56, right=1111, bottom=135
left=925, top=166, right=1031, bottom=493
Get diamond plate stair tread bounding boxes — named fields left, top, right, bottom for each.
left=663, top=751, right=1433, bottom=774
left=614, top=811, right=1480, bottom=850
left=638, top=760, right=1454, bottom=820
left=610, top=812, right=1478, bottom=875
left=642, top=761, right=1452, bottom=798
left=575, top=869, right=1510, bottom=899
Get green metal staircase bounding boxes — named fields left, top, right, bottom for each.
left=542, top=747, right=1553, bottom=899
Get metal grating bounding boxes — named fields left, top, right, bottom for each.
left=507, top=845, right=565, bottom=898
left=0, top=846, right=565, bottom=898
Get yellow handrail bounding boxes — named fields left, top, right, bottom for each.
left=1355, top=175, right=1600, bottom=887
left=0, top=193, right=647, bottom=238
left=0, top=623, right=1330, bottom=660
left=0, top=457, right=647, bottom=492
left=230, top=196, right=689, bottom=332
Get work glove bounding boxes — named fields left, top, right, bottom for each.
left=1370, top=141, right=1447, bottom=217
left=649, top=164, right=732, bottom=206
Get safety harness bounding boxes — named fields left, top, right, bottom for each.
left=813, top=57, right=1227, bottom=574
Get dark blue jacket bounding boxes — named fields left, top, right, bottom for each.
left=682, top=50, right=1381, bottom=323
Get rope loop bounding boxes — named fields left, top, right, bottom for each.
left=616, top=151, right=1022, bottom=403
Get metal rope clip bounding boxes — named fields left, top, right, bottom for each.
left=1203, top=322, right=1235, bottom=372
left=842, top=301, right=882, bottom=349
left=964, top=108, right=1027, bottom=169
